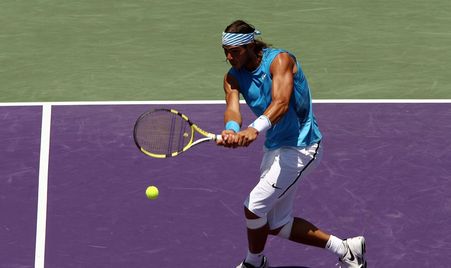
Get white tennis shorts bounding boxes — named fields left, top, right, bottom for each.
left=244, top=142, right=322, bottom=230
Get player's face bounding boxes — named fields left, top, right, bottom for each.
left=223, top=45, right=250, bottom=69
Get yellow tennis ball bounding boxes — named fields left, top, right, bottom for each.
left=145, top=186, right=159, bottom=200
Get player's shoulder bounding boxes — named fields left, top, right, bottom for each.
left=267, top=48, right=296, bottom=71
left=268, top=46, right=299, bottom=57
left=224, top=69, right=240, bottom=89
left=225, top=67, right=239, bottom=80
left=264, top=47, right=293, bottom=65
left=264, top=47, right=290, bottom=56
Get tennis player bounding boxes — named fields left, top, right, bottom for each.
left=217, top=20, right=367, bottom=268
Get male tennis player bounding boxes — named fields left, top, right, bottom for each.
left=217, top=20, right=367, bottom=268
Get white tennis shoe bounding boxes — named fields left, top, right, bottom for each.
left=338, top=236, right=367, bottom=268
left=236, top=256, right=268, bottom=268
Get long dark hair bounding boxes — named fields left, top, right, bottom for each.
left=224, top=20, right=271, bottom=53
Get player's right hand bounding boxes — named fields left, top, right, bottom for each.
left=218, top=130, right=238, bottom=147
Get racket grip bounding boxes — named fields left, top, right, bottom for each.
left=215, top=135, right=223, bottom=142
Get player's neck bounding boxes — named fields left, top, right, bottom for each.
left=245, top=51, right=262, bottom=71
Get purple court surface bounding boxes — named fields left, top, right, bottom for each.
left=0, top=106, right=42, bottom=268
left=1, top=103, right=451, bottom=268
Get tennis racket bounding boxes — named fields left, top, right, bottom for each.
left=133, top=108, right=222, bottom=158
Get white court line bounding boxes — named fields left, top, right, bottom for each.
left=314, top=99, right=451, bottom=103
left=34, top=104, right=51, bottom=268
left=0, top=100, right=229, bottom=106
left=0, top=99, right=451, bottom=106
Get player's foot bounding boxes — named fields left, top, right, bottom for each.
left=338, top=236, right=367, bottom=268
left=236, top=255, right=268, bottom=268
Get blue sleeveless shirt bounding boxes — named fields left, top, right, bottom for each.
left=228, top=48, right=322, bottom=149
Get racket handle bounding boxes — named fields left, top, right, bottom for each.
left=215, top=134, right=223, bottom=142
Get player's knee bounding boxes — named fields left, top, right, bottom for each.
left=244, top=207, right=267, bottom=229
left=276, top=218, right=294, bottom=239
left=244, top=206, right=259, bottom=218
left=246, top=216, right=267, bottom=229
left=268, top=226, right=283, bottom=236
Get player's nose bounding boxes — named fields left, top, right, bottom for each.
left=226, top=52, right=233, bottom=61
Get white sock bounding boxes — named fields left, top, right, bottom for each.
left=244, top=249, right=264, bottom=267
left=325, top=235, right=347, bottom=257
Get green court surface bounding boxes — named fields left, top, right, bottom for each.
left=1, top=0, right=450, bottom=101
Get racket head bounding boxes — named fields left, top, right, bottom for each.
left=133, top=109, right=195, bottom=158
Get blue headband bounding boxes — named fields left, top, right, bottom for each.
left=222, top=30, right=261, bottom=46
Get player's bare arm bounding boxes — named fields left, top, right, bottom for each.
left=235, top=53, right=295, bottom=147
left=264, top=52, right=295, bottom=123
left=219, top=73, right=242, bottom=147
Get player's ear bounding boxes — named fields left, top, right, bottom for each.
left=245, top=43, right=255, bottom=56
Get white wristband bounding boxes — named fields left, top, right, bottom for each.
left=249, top=115, right=271, bottom=133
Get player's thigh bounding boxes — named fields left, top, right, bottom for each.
left=279, top=143, right=322, bottom=178
left=245, top=147, right=302, bottom=217
left=267, top=183, right=298, bottom=230
left=267, top=143, right=323, bottom=228
left=245, top=143, right=322, bottom=220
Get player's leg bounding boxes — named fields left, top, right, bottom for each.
left=244, top=207, right=269, bottom=254
left=265, top=172, right=333, bottom=249
left=270, top=217, right=330, bottom=247
left=237, top=207, right=270, bottom=268
left=236, top=148, right=286, bottom=268
left=266, top=144, right=366, bottom=267
left=265, top=142, right=326, bottom=247
left=270, top=214, right=343, bottom=253
left=237, top=144, right=322, bottom=267
left=270, top=218, right=366, bottom=267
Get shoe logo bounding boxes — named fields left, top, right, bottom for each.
left=271, top=183, right=281, bottom=189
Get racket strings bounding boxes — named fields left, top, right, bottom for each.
left=135, top=110, right=192, bottom=156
